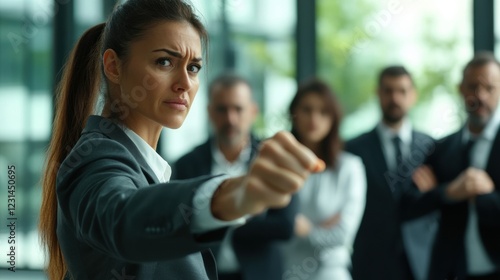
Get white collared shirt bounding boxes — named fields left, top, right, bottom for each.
left=463, top=106, right=500, bottom=275
left=120, top=126, right=246, bottom=235
left=210, top=140, right=252, bottom=273
left=122, top=127, right=172, bottom=183
left=211, top=141, right=251, bottom=178
left=376, top=119, right=413, bottom=172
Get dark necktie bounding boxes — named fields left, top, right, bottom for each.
left=392, top=136, right=403, bottom=171
left=388, top=136, right=404, bottom=195
left=462, top=138, right=476, bottom=169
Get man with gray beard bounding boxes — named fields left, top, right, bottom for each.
left=173, top=73, right=297, bottom=280
left=408, top=52, right=500, bottom=280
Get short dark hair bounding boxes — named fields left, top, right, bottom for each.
left=208, top=72, right=252, bottom=99
left=378, top=65, right=413, bottom=87
left=289, top=78, right=343, bottom=168
left=462, top=51, right=500, bottom=83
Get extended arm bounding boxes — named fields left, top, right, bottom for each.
left=57, top=138, right=221, bottom=262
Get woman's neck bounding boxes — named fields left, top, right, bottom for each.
left=123, top=119, right=162, bottom=150
left=102, top=107, right=162, bottom=149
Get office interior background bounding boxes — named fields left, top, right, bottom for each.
left=0, top=0, right=497, bottom=278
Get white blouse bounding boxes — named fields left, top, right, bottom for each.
left=281, top=152, right=367, bottom=280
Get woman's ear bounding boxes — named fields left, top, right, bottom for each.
left=103, top=49, right=121, bottom=84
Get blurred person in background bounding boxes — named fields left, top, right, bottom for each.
left=281, top=78, right=366, bottom=280
left=410, top=52, right=500, bottom=280
left=346, top=66, right=437, bottom=280
left=173, top=73, right=297, bottom=280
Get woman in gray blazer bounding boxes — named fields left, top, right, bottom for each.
left=38, top=1, right=324, bottom=279
left=282, top=79, right=366, bottom=280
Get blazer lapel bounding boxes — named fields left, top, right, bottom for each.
left=410, top=131, right=432, bottom=167
left=83, top=116, right=160, bottom=185
left=247, top=134, right=260, bottom=167
left=486, top=128, right=500, bottom=184
left=368, top=128, right=391, bottom=184
left=202, top=138, right=214, bottom=175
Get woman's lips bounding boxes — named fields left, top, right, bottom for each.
left=163, top=99, right=187, bottom=111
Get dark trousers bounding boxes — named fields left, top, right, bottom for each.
left=401, top=252, right=415, bottom=280
left=218, top=272, right=243, bottom=280
left=466, top=272, right=500, bottom=280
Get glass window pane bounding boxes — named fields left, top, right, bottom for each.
left=317, top=0, right=473, bottom=140
left=0, top=0, right=54, bottom=273
left=0, top=0, right=105, bottom=275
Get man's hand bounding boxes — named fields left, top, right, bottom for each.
left=446, top=167, right=495, bottom=201
left=412, top=165, right=437, bottom=192
left=212, top=131, right=325, bottom=221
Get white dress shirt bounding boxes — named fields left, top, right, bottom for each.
left=210, top=141, right=252, bottom=273
left=120, top=126, right=246, bottom=235
left=376, top=119, right=413, bottom=172
left=462, top=106, right=500, bottom=275
left=122, top=126, right=172, bottom=183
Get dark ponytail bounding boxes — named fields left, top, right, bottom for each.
left=40, top=23, right=105, bottom=280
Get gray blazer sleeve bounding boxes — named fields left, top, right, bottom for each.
left=57, top=135, right=224, bottom=263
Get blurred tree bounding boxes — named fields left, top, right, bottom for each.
left=226, top=0, right=468, bottom=138
left=415, top=16, right=463, bottom=100
left=317, top=0, right=463, bottom=115
left=317, top=0, right=379, bottom=113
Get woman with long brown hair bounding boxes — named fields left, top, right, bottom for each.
left=281, top=79, right=366, bottom=280
left=39, top=0, right=323, bottom=279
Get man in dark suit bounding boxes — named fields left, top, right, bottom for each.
left=410, top=52, right=500, bottom=280
left=173, top=73, right=297, bottom=280
left=346, top=66, right=437, bottom=280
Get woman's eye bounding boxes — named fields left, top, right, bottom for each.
left=188, top=64, right=202, bottom=73
left=156, top=58, right=171, bottom=67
